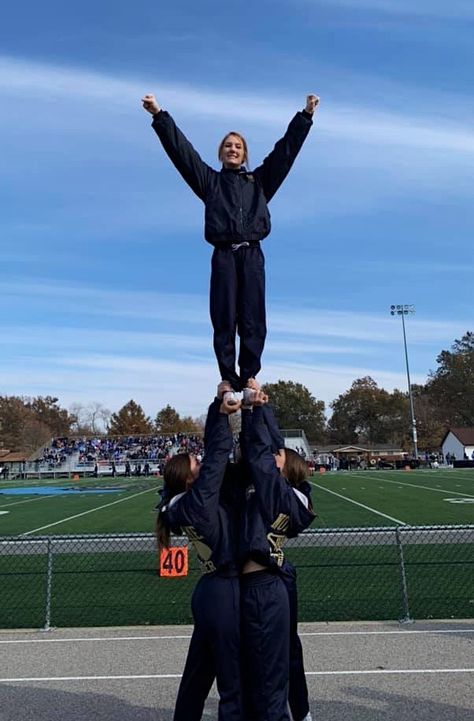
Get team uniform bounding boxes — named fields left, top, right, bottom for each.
left=160, top=399, right=241, bottom=721
left=260, top=405, right=312, bottom=721
left=239, top=405, right=315, bottom=721
left=151, top=109, right=313, bottom=390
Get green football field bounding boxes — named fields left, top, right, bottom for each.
left=0, top=467, right=473, bottom=537
left=1, top=468, right=473, bottom=628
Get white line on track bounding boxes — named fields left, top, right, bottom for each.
left=310, top=482, right=407, bottom=525
left=3, top=628, right=473, bottom=644
left=356, top=474, right=474, bottom=498
left=20, top=486, right=160, bottom=536
left=1, top=669, right=473, bottom=683
left=0, top=496, right=52, bottom=509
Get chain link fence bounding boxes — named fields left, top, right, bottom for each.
left=1, top=525, right=472, bottom=630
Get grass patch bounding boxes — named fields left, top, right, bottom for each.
left=1, top=542, right=472, bottom=629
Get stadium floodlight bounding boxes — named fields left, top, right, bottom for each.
left=390, top=304, right=418, bottom=460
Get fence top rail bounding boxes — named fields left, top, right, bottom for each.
left=302, top=524, right=474, bottom=535
left=1, top=524, right=473, bottom=544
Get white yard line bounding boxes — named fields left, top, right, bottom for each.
left=356, top=474, right=474, bottom=498
left=1, top=628, right=473, bottom=645
left=20, top=486, right=159, bottom=536
left=310, top=482, right=407, bottom=525
left=1, top=669, right=473, bottom=683
left=0, top=496, right=52, bottom=509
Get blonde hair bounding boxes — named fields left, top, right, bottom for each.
left=218, top=132, right=249, bottom=165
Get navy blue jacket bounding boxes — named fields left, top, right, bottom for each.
left=162, top=399, right=237, bottom=575
left=151, top=110, right=313, bottom=246
left=239, top=406, right=315, bottom=569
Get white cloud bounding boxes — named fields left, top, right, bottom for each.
left=0, top=349, right=425, bottom=418
left=0, top=324, right=367, bottom=358
left=309, top=0, right=474, bottom=20
left=1, top=55, right=473, bottom=156
left=2, top=278, right=470, bottom=348
left=0, top=277, right=469, bottom=417
left=269, top=306, right=471, bottom=346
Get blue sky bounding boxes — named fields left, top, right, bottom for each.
left=1, top=0, right=473, bottom=421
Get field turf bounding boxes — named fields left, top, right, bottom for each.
left=1, top=469, right=472, bottom=628
left=1, top=468, right=473, bottom=536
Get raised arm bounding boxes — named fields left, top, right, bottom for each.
left=253, top=94, right=319, bottom=202
left=142, top=94, right=214, bottom=201
left=164, top=394, right=240, bottom=539
left=248, top=401, right=314, bottom=536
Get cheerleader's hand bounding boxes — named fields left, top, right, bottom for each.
left=220, top=397, right=241, bottom=415
left=305, top=94, right=320, bottom=114
left=142, top=94, right=161, bottom=114
left=252, top=390, right=268, bottom=407
left=217, top=381, right=233, bottom=400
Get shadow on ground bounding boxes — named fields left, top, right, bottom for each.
left=1, top=681, right=472, bottom=721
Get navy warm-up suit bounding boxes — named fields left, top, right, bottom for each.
left=240, top=405, right=315, bottom=721
left=261, top=405, right=312, bottom=721
left=151, top=110, right=313, bottom=391
left=161, top=399, right=241, bottom=721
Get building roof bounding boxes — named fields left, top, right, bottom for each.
left=313, top=443, right=403, bottom=454
left=441, top=427, right=474, bottom=447
left=0, top=452, right=27, bottom=462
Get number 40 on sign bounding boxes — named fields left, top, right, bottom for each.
left=159, top=546, right=189, bottom=577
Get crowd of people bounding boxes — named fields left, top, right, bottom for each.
left=37, top=433, right=205, bottom=469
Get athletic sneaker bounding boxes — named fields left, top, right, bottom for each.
left=242, top=387, right=257, bottom=405
left=223, top=390, right=239, bottom=406
left=301, top=714, right=312, bottom=721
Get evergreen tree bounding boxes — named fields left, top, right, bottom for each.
left=108, top=400, right=153, bottom=435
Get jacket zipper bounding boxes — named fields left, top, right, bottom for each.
left=239, top=174, right=244, bottom=238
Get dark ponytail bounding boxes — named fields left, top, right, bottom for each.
left=283, top=449, right=313, bottom=510
left=156, top=453, right=192, bottom=550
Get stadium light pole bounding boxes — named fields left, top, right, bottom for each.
left=390, top=304, right=418, bottom=460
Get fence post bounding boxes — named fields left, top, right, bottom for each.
left=43, top=537, right=54, bottom=631
left=395, top=526, right=413, bottom=623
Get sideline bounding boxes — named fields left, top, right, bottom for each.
left=356, top=473, right=474, bottom=498
left=20, top=486, right=160, bottom=536
left=310, top=482, right=406, bottom=525
left=1, top=628, right=474, bottom=645
left=0, top=496, right=52, bottom=509
left=1, top=668, right=473, bottom=683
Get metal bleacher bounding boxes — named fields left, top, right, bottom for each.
left=281, top=429, right=312, bottom=458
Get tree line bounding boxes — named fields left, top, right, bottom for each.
left=1, top=332, right=472, bottom=453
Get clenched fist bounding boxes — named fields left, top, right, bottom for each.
left=305, top=94, right=320, bottom=114
left=142, top=94, right=161, bottom=115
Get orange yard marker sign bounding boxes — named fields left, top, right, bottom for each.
left=159, top=547, right=189, bottom=577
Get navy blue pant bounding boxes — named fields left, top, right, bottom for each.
left=210, top=244, right=266, bottom=391
left=173, top=574, right=242, bottom=721
left=280, top=562, right=310, bottom=721
left=240, top=571, right=290, bottom=721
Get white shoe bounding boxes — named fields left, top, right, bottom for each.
left=223, top=391, right=239, bottom=406
left=300, top=714, right=312, bottom=721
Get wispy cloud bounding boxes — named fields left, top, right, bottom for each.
left=1, top=55, right=473, bottom=156
left=0, top=279, right=209, bottom=326
left=0, top=324, right=366, bottom=358
left=0, top=276, right=469, bottom=416
left=2, top=278, right=470, bottom=347
left=310, top=0, right=474, bottom=20
left=269, top=306, right=471, bottom=346
left=0, top=349, right=425, bottom=418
